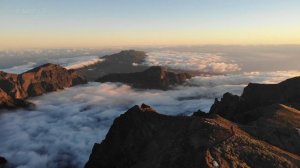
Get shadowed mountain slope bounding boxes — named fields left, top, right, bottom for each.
left=96, top=66, right=192, bottom=90
left=85, top=104, right=300, bottom=168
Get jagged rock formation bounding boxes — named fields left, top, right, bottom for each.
left=210, top=77, right=300, bottom=123
left=0, top=63, right=87, bottom=109
left=85, top=104, right=300, bottom=168
left=76, top=50, right=149, bottom=80
left=209, top=77, right=300, bottom=156
left=96, top=66, right=192, bottom=90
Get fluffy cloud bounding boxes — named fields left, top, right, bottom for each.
left=0, top=55, right=103, bottom=74
left=62, top=57, right=104, bottom=70
left=144, top=51, right=241, bottom=73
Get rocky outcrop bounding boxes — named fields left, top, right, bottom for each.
left=85, top=104, right=300, bottom=168
left=0, top=63, right=87, bottom=109
left=209, top=77, right=300, bottom=155
left=210, top=77, right=300, bottom=123
left=0, top=88, right=32, bottom=109
left=18, top=63, right=86, bottom=97
left=96, top=66, right=192, bottom=90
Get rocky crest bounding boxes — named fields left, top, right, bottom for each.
left=0, top=63, right=87, bottom=109
left=96, top=66, right=192, bottom=90
left=209, top=77, right=300, bottom=156
left=210, top=77, right=300, bottom=123
left=85, top=104, right=300, bottom=168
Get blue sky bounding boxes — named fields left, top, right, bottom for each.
left=1, top=0, right=300, bottom=48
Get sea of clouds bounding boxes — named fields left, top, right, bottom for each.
left=1, top=71, right=300, bottom=168
left=145, top=51, right=241, bottom=73
left=0, top=50, right=300, bottom=168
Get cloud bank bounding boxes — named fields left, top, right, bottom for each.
left=0, top=55, right=103, bottom=74
left=0, top=62, right=37, bottom=74
left=63, top=57, right=104, bottom=70
left=145, top=51, right=241, bottom=73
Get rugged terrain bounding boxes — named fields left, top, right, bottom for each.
left=85, top=104, right=300, bottom=168
left=0, top=63, right=86, bottom=109
left=210, top=77, right=300, bottom=156
left=96, top=66, right=192, bottom=90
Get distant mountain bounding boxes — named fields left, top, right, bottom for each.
left=75, top=50, right=149, bottom=81
left=85, top=104, right=300, bottom=168
left=75, top=50, right=217, bottom=81
left=0, top=63, right=87, bottom=109
left=96, top=66, right=192, bottom=90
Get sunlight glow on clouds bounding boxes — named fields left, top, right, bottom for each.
left=145, top=51, right=241, bottom=73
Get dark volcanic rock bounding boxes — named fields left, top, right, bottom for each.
left=210, top=76, right=300, bottom=123
left=0, top=63, right=87, bottom=109
left=209, top=76, right=300, bottom=155
left=0, top=156, right=7, bottom=168
left=85, top=105, right=300, bottom=168
left=96, top=66, right=192, bottom=90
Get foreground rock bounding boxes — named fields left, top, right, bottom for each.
left=85, top=105, right=300, bottom=168
left=96, top=66, right=192, bottom=90
left=210, top=77, right=300, bottom=123
left=209, top=76, right=300, bottom=155
left=0, top=63, right=87, bottom=109
left=0, top=156, right=7, bottom=168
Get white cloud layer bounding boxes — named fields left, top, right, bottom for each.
left=145, top=51, right=241, bottom=73
left=0, top=70, right=299, bottom=168
left=0, top=55, right=103, bottom=74
left=63, top=57, right=104, bottom=70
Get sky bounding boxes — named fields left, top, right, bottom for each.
left=1, top=0, right=300, bottom=49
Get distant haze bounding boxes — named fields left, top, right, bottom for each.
left=1, top=45, right=299, bottom=73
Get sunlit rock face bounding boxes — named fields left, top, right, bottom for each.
left=0, top=63, right=87, bottom=109
left=18, top=63, right=87, bottom=97
left=96, top=66, right=192, bottom=90
left=85, top=104, right=300, bottom=168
